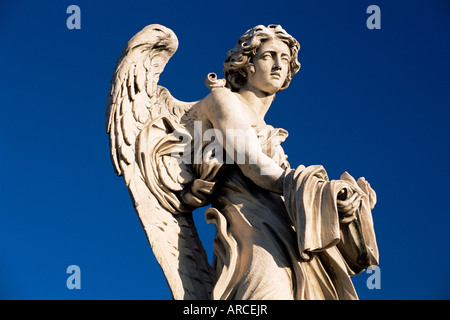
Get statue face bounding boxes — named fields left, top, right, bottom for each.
left=246, top=38, right=291, bottom=95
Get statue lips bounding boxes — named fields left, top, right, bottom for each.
left=271, top=71, right=282, bottom=80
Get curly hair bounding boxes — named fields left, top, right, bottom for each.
left=223, top=24, right=301, bottom=92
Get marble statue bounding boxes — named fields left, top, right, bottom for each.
left=106, top=24, right=379, bottom=300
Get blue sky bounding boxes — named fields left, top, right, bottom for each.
left=0, top=0, right=449, bottom=299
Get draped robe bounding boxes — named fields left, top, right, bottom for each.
left=198, top=125, right=379, bottom=300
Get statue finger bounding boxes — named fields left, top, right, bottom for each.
left=337, top=192, right=358, bottom=208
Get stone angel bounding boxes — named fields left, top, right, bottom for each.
left=106, top=24, right=379, bottom=300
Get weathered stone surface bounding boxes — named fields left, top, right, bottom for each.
left=106, top=24, right=379, bottom=300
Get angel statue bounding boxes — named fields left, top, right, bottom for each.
left=106, top=24, right=379, bottom=300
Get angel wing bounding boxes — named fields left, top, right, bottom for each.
left=106, top=24, right=215, bottom=299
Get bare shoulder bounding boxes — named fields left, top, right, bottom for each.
left=199, top=87, right=241, bottom=119
left=209, top=87, right=238, bottom=104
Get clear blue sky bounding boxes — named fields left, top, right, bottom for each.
left=0, top=0, right=449, bottom=299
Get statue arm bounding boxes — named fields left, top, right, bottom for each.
left=202, top=88, right=284, bottom=194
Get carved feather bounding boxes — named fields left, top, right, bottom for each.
left=106, top=24, right=214, bottom=299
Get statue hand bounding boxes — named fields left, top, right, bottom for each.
left=336, top=186, right=363, bottom=223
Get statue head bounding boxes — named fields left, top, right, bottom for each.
left=224, top=24, right=301, bottom=92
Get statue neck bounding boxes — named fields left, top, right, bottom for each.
left=237, top=85, right=275, bottom=121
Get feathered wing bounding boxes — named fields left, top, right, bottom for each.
left=106, top=24, right=214, bottom=299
